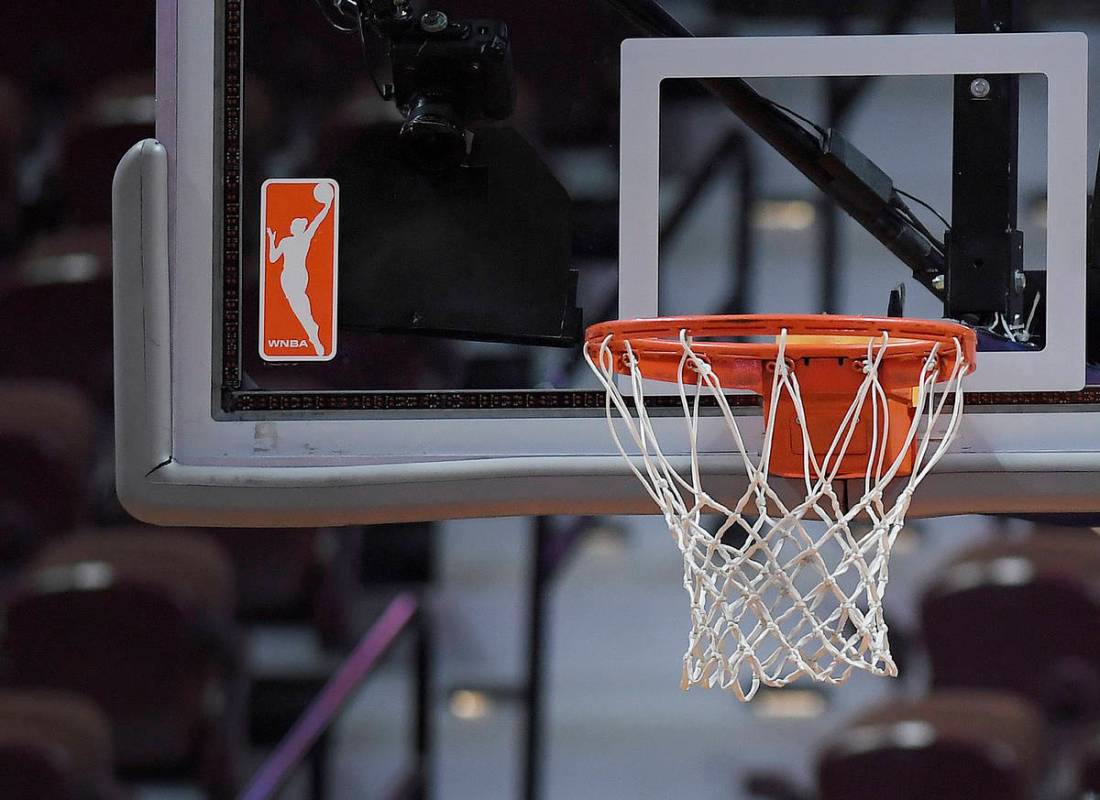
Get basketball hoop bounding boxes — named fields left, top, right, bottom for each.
left=584, top=314, right=976, bottom=700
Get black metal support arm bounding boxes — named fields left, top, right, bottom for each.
left=601, top=0, right=948, bottom=300
left=946, top=0, right=1025, bottom=329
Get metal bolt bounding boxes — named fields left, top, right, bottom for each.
left=420, top=10, right=449, bottom=33
left=1014, top=270, right=1027, bottom=293
left=969, top=77, right=991, bottom=99
left=932, top=274, right=945, bottom=292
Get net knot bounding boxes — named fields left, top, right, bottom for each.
left=923, top=342, right=943, bottom=372
left=895, top=486, right=916, bottom=514
left=691, top=359, right=712, bottom=379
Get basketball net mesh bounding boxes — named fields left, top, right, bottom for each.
left=585, top=329, right=968, bottom=700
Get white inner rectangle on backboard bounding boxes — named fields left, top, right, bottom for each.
left=618, top=33, right=1088, bottom=393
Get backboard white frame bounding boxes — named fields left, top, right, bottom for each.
left=618, top=33, right=1089, bottom=392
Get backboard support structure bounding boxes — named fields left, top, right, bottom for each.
left=111, top=1, right=1100, bottom=526
left=618, top=33, right=1088, bottom=392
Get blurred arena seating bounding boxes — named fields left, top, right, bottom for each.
left=0, top=380, right=97, bottom=555
left=0, top=227, right=113, bottom=409
left=921, top=528, right=1100, bottom=721
left=1, top=528, right=245, bottom=798
left=201, top=525, right=361, bottom=646
left=0, top=2, right=153, bottom=101
left=1079, top=728, right=1100, bottom=797
left=817, top=690, right=1047, bottom=800
left=0, top=689, right=123, bottom=800
left=59, top=74, right=155, bottom=224
left=0, top=77, right=28, bottom=256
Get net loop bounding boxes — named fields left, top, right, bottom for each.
left=584, top=319, right=971, bottom=701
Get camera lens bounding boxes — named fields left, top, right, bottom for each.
left=400, top=96, right=467, bottom=172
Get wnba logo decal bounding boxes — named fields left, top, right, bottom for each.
left=259, top=179, right=339, bottom=361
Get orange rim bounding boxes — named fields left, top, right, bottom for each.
left=585, top=314, right=977, bottom=378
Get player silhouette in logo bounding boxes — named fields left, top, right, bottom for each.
left=266, top=182, right=334, bottom=356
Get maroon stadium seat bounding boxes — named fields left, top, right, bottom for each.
left=818, top=690, right=1047, bottom=800
left=0, top=2, right=153, bottom=98
left=0, top=77, right=28, bottom=254
left=0, top=380, right=97, bottom=553
left=0, top=745, right=76, bottom=800
left=921, top=530, right=1100, bottom=720
left=59, top=74, right=154, bottom=224
left=2, top=528, right=245, bottom=798
left=0, top=689, right=122, bottom=800
left=0, top=226, right=113, bottom=409
left=205, top=526, right=365, bottom=648
left=1076, top=726, right=1100, bottom=796
left=201, top=526, right=324, bottom=619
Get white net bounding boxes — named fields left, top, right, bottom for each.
left=585, top=328, right=969, bottom=701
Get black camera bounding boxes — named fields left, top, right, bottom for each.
left=390, top=13, right=517, bottom=171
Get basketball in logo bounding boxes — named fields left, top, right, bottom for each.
left=259, top=179, right=339, bottom=361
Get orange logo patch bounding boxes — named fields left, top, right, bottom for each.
left=259, top=179, right=339, bottom=361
